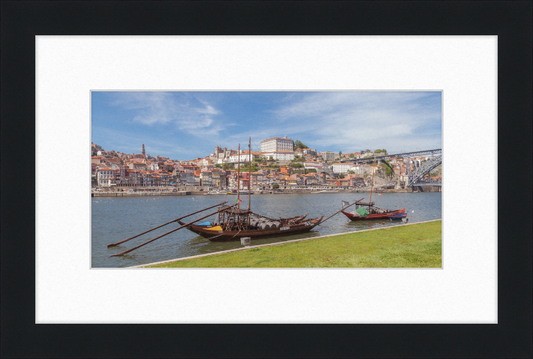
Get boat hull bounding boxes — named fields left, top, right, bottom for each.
left=179, top=216, right=324, bottom=241
left=341, top=208, right=406, bottom=221
left=389, top=213, right=408, bottom=220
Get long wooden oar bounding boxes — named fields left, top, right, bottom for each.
left=110, top=204, right=236, bottom=257
left=107, top=201, right=228, bottom=247
left=318, top=198, right=364, bottom=225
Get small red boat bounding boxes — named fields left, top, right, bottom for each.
left=341, top=155, right=407, bottom=222
left=341, top=204, right=406, bottom=221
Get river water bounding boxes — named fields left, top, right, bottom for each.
left=92, top=192, right=441, bottom=268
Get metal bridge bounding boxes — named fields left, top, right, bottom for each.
left=340, top=149, right=442, bottom=187
left=406, top=153, right=442, bottom=186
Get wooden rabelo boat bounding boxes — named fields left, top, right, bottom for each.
left=341, top=199, right=406, bottom=221
left=108, top=137, right=353, bottom=256
left=341, top=154, right=407, bottom=222
left=178, top=206, right=324, bottom=242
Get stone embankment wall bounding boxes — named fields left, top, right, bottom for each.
left=410, top=186, right=442, bottom=193
left=91, top=185, right=204, bottom=197
left=91, top=184, right=441, bottom=197
left=92, top=191, right=191, bottom=197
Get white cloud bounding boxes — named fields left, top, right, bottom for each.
left=272, top=91, right=441, bottom=153
left=110, top=92, right=225, bottom=135
left=196, top=103, right=220, bottom=115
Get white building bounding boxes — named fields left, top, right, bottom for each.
left=228, top=150, right=261, bottom=164
left=331, top=163, right=354, bottom=174
left=199, top=158, right=213, bottom=167
left=259, top=136, right=295, bottom=161
left=261, top=150, right=295, bottom=161
left=260, top=136, right=294, bottom=153
left=96, top=167, right=116, bottom=187
left=304, top=161, right=329, bottom=171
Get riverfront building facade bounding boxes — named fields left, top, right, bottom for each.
left=92, top=140, right=442, bottom=192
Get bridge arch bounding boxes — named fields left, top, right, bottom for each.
left=407, top=154, right=442, bottom=186
left=340, top=149, right=442, bottom=187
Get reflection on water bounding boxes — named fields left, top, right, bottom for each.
left=93, top=192, right=441, bottom=268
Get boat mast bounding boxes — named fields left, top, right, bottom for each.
left=248, top=136, right=251, bottom=211
left=237, top=143, right=241, bottom=209
left=369, top=154, right=376, bottom=210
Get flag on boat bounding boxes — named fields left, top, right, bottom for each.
left=236, top=198, right=242, bottom=203
left=342, top=200, right=350, bottom=207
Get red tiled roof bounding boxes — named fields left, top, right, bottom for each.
left=261, top=136, right=281, bottom=142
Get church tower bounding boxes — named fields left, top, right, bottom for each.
left=142, top=144, right=145, bottom=156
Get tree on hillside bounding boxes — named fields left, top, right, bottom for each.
left=239, top=162, right=258, bottom=172
left=293, top=140, right=309, bottom=150
left=380, top=159, right=393, bottom=178
left=222, top=163, right=233, bottom=170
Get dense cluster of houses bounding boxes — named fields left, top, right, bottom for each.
left=91, top=137, right=440, bottom=189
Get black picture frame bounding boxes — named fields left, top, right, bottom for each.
left=1, top=1, right=531, bottom=358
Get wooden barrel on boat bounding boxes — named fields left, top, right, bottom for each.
left=270, top=221, right=281, bottom=229
left=260, top=222, right=271, bottom=230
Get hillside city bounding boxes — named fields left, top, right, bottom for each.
left=92, top=135, right=442, bottom=192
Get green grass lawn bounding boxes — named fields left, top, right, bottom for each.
left=145, top=220, right=442, bottom=268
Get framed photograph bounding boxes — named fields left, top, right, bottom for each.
left=2, top=1, right=531, bottom=358
left=91, top=89, right=443, bottom=269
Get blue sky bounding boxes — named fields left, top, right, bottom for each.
left=91, top=91, right=442, bottom=160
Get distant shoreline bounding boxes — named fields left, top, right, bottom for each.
left=91, top=186, right=441, bottom=197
